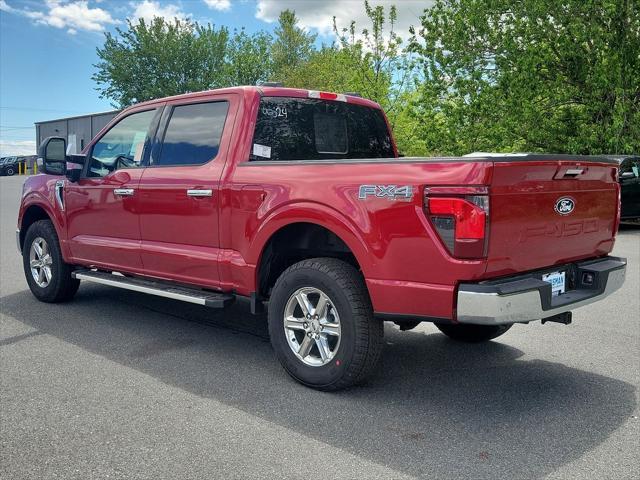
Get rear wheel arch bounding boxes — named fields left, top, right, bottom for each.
left=255, top=220, right=369, bottom=300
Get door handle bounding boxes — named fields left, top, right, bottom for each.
left=187, top=189, right=213, bottom=197
left=113, top=188, right=135, bottom=196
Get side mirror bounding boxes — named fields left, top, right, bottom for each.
left=38, top=137, right=66, bottom=175
left=620, top=171, right=636, bottom=179
left=66, top=154, right=86, bottom=182
left=37, top=136, right=87, bottom=181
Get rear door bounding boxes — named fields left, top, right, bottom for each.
left=137, top=95, right=237, bottom=289
left=485, top=159, right=619, bottom=276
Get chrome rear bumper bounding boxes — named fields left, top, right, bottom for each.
left=457, top=256, right=627, bottom=325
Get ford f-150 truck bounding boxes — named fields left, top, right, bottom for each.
left=18, top=86, right=627, bottom=390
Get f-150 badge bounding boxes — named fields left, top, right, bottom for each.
left=358, top=185, right=413, bottom=200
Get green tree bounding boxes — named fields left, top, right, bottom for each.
left=281, top=1, right=418, bottom=154
left=92, top=17, right=229, bottom=107
left=410, top=0, right=640, bottom=155
left=93, top=17, right=229, bottom=107
left=271, top=10, right=317, bottom=82
left=283, top=46, right=366, bottom=94
left=332, top=1, right=415, bottom=124
left=224, top=29, right=273, bottom=86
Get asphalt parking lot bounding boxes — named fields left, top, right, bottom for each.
left=1, top=174, right=638, bottom=480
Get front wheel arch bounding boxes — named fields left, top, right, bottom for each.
left=20, top=204, right=54, bottom=253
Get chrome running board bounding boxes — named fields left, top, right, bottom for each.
left=72, top=269, right=234, bottom=308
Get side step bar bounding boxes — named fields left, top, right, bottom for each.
left=72, top=270, right=235, bottom=308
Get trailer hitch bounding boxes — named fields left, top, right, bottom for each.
left=541, top=312, right=572, bottom=325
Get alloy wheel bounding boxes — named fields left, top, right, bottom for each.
left=283, top=287, right=341, bottom=366
left=29, top=237, right=53, bottom=288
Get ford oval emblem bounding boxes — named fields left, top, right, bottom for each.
left=555, top=197, right=576, bottom=215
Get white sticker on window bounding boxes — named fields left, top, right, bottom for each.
left=130, top=131, right=147, bottom=160
left=133, top=142, right=145, bottom=163
left=253, top=143, right=272, bottom=159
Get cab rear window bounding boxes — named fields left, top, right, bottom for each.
left=250, top=97, right=394, bottom=161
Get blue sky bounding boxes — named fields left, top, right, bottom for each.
left=0, top=0, right=427, bottom=156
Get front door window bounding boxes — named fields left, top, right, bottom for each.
left=88, top=109, right=156, bottom=177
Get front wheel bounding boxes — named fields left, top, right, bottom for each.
left=5, top=167, right=15, bottom=176
left=436, top=323, right=512, bottom=343
left=268, top=258, right=383, bottom=391
left=23, top=220, right=80, bottom=303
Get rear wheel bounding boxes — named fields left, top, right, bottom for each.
left=23, top=220, right=79, bottom=303
left=436, top=323, right=512, bottom=343
left=268, top=258, right=383, bottom=391
left=6, top=166, right=15, bottom=176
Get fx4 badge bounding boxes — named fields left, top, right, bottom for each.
left=358, top=185, right=413, bottom=201
left=555, top=196, right=576, bottom=215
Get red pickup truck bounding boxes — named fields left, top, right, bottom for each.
left=18, top=86, right=627, bottom=390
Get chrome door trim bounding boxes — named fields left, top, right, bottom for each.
left=55, top=180, right=65, bottom=211
left=113, top=188, right=135, bottom=196
left=187, top=189, right=213, bottom=197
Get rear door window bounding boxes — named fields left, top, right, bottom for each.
left=250, top=97, right=394, bottom=161
left=155, top=101, right=229, bottom=167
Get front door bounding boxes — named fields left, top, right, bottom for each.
left=137, top=97, right=235, bottom=289
left=64, top=107, right=160, bottom=273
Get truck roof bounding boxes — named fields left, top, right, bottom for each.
left=129, top=86, right=382, bottom=111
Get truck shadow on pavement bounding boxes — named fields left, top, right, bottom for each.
left=2, top=285, right=636, bottom=480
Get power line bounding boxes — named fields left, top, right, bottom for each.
left=0, top=106, right=87, bottom=114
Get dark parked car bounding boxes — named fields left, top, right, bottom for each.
left=605, top=156, right=640, bottom=221
left=0, top=156, right=19, bottom=176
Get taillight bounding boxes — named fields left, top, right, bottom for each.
left=424, top=186, right=490, bottom=259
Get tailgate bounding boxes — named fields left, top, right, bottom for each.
left=485, top=159, right=619, bottom=276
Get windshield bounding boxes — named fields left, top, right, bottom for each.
left=250, top=97, right=394, bottom=162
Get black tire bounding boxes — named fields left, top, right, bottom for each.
left=23, top=220, right=79, bottom=303
left=6, top=167, right=15, bottom=176
left=435, top=323, right=512, bottom=343
left=268, top=258, right=383, bottom=391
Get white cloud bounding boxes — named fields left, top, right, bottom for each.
left=203, top=0, right=231, bottom=11
left=38, top=0, right=119, bottom=32
left=256, top=0, right=431, bottom=43
left=2, top=0, right=119, bottom=33
left=0, top=0, right=16, bottom=13
left=0, top=140, right=37, bottom=157
left=129, top=1, right=189, bottom=23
